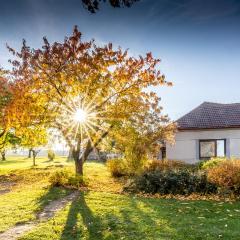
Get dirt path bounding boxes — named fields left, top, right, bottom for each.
left=0, top=191, right=79, bottom=240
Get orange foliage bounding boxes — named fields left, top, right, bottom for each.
left=207, top=160, right=240, bottom=193
left=7, top=26, right=173, bottom=174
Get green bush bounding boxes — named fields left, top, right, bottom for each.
left=47, top=149, right=55, bottom=161
left=49, top=169, right=86, bottom=188
left=125, top=169, right=217, bottom=195
left=106, top=159, right=126, bottom=177
left=207, top=159, right=240, bottom=194
left=200, top=157, right=226, bottom=170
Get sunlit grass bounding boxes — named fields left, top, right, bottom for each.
left=0, top=156, right=70, bottom=173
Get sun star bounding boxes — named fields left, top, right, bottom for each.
left=73, top=108, right=87, bottom=123
left=58, top=95, right=111, bottom=147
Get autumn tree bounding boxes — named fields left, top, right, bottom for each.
left=0, top=70, right=8, bottom=139
left=108, top=109, right=176, bottom=174
left=0, top=70, right=13, bottom=152
left=8, top=26, right=172, bottom=176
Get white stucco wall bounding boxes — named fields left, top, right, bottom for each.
left=166, top=129, right=240, bottom=163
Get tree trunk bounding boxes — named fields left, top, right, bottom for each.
left=1, top=150, right=6, bottom=161
left=75, top=140, right=93, bottom=175
left=28, top=149, right=32, bottom=158
left=72, top=146, right=83, bottom=176
left=32, top=150, right=37, bottom=166
left=74, top=125, right=113, bottom=176
left=75, top=157, right=83, bottom=176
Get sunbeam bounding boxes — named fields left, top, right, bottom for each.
left=58, top=95, right=109, bottom=149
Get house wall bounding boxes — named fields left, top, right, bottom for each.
left=166, top=129, right=240, bottom=163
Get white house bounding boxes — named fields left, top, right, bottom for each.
left=166, top=102, right=240, bottom=163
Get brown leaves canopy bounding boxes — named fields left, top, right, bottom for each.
left=8, top=26, right=173, bottom=152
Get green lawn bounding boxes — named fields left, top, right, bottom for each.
left=0, top=157, right=240, bottom=240
left=0, top=156, right=71, bottom=172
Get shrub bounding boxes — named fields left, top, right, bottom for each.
left=200, top=157, right=226, bottom=170
left=49, top=169, right=86, bottom=188
left=67, top=175, right=85, bottom=188
left=48, top=150, right=55, bottom=161
left=123, top=149, right=147, bottom=175
left=207, top=160, right=240, bottom=194
left=145, top=159, right=190, bottom=172
left=49, top=169, right=69, bottom=186
left=125, top=169, right=217, bottom=195
left=106, top=159, right=126, bottom=177
left=197, top=160, right=207, bottom=169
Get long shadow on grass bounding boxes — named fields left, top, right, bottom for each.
left=120, top=196, right=175, bottom=239
left=60, top=191, right=103, bottom=240
left=36, top=187, right=72, bottom=213
left=60, top=191, right=175, bottom=240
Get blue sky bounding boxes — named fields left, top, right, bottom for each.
left=0, top=0, right=240, bottom=120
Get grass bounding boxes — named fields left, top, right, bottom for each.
left=0, top=156, right=73, bottom=232
left=0, top=156, right=240, bottom=239
left=20, top=192, right=240, bottom=240
left=0, top=156, right=70, bottom=172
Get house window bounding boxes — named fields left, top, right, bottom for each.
left=199, top=139, right=226, bottom=159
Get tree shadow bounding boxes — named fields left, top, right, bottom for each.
left=36, top=186, right=72, bottom=213
left=60, top=191, right=104, bottom=240
left=42, top=159, right=54, bottom=163
left=119, top=196, right=175, bottom=239
left=34, top=184, right=184, bottom=239
left=36, top=187, right=175, bottom=239
left=59, top=191, right=177, bottom=239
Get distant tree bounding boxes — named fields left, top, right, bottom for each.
left=8, top=26, right=172, bottom=176
left=28, top=148, right=32, bottom=158
left=18, top=127, right=48, bottom=166
left=0, top=131, right=20, bottom=161
left=47, top=149, right=55, bottom=161
left=0, top=150, right=6, bottom=161
left=82, top=0, right=139, bottom=13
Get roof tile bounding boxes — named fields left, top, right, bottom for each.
left=177, top=102, right=240, bottom=130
